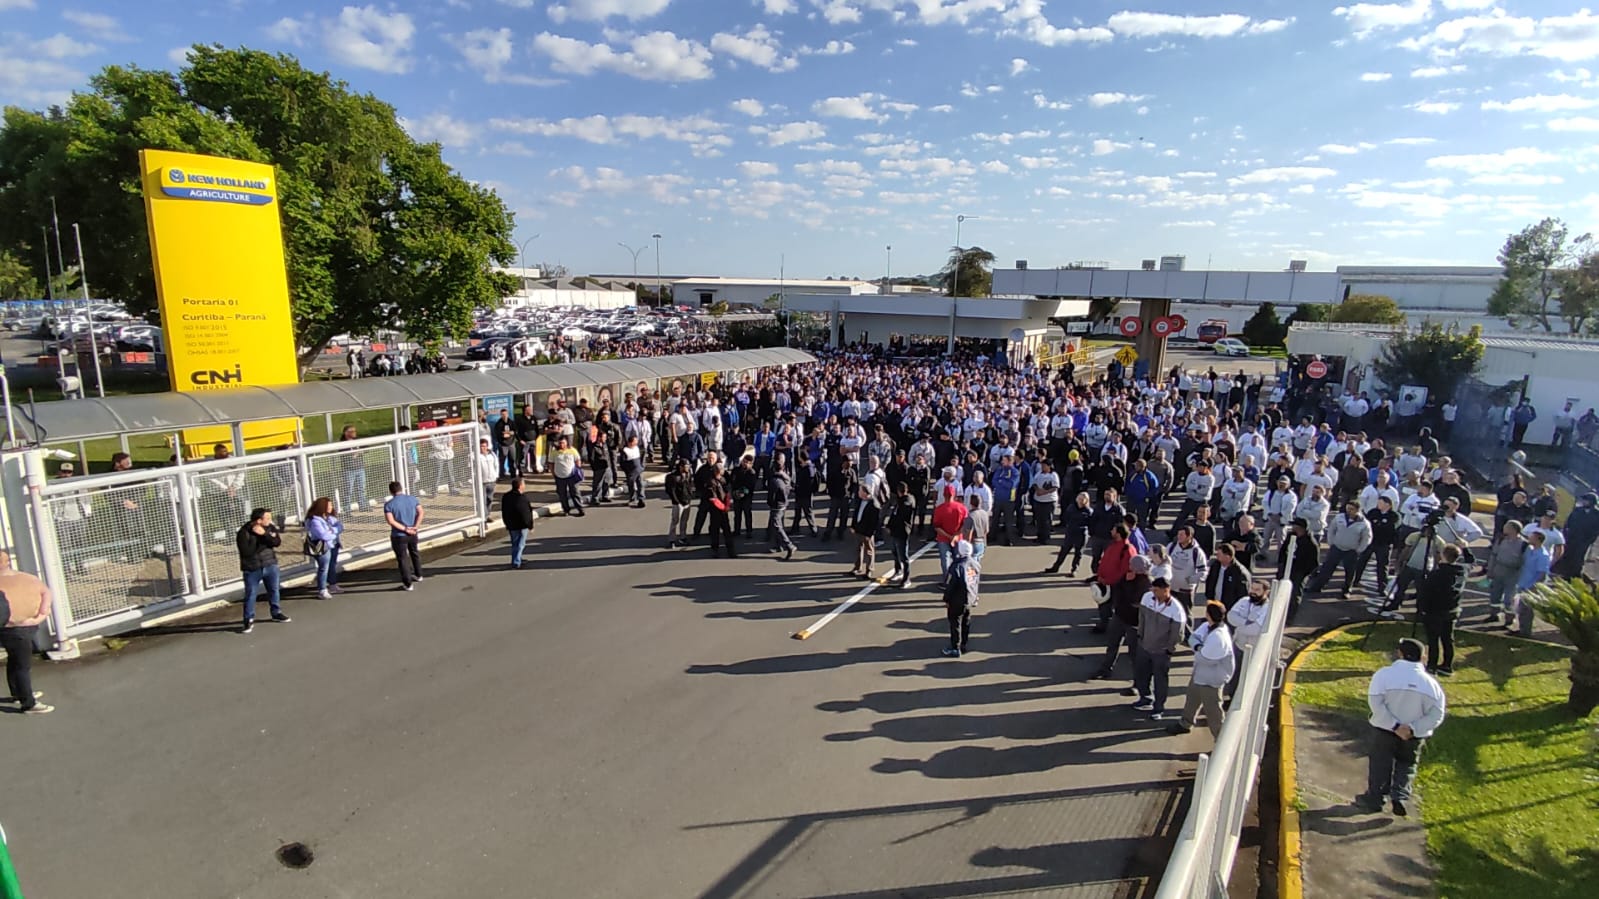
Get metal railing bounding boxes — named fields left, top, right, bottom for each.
left=8, top=423, right=484, bottom=649
left=1154, top=541, right=1296, bottom=899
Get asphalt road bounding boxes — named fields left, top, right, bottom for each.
left=6, top=498, right=1198, bottom=899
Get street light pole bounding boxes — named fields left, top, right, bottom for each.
left=72, top=223, right=106, bottom=399
left=952, top=214, right=979, bottom=298
left=517, top=234, right=541, bottom=275
left=651, top=233, right=663, bottom=308
left=618, top=242, right=646, bottom=279
left=885, top=245, right=892, bottom=294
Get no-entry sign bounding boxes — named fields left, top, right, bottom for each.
left=1306, top=360, right=1329, bottom=379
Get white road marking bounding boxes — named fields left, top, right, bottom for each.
left=792, top=541, right=937, bottom=640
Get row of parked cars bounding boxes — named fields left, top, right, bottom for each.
left=2, top=304, right=163, bottom=352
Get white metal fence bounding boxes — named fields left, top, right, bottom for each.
left=1154, top=544, right=1297, bottom=899
left=10, top=424, right=484, bottom=648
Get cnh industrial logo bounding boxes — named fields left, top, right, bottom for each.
left=190, top=365, right=244, bottom=386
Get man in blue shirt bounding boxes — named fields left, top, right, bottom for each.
left=1511, top=529, right=1552, bottom=636
left=383, top=480, right=426, bottom=591
left=989, top=454, right=1021, bottom=545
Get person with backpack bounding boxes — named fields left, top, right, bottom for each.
left=941, top=538, right=981, bottom=658
left=1168, top=600, right=1236, bottom=738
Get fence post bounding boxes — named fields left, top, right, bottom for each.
left=22, top=450, right=78, bottom=657
left=170, top=467, right=206, bottom=606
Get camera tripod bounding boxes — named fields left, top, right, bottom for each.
left=1359, top=521, right=1439, bottom=648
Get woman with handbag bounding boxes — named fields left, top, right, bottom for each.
left=304, top=497, right=345, bottom=600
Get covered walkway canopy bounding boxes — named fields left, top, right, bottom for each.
left=6, top=348, right=815, bottom=445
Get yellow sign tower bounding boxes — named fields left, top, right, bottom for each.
left=139, top=149, right=299, bottom=454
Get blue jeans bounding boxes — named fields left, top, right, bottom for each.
left=937, top=542, right=953, bottom=580
left=314, top=548, right=339, bottom=591
left=344, top=468, right=367, bottom=509
left=242, top=564, right=282, bottom=622
left=508, top=529, right=527, bottom=567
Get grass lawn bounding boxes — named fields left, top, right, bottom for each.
left=1292, top=623, right=1599, bottom=899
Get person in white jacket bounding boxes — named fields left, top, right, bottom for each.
left=1357, top=638, right=1447, bottom=817
left=1168, top=600, right=1235, bottom=738
left=1225, top=580, right=1272, bottom=697
left=475, top=438, right=502, bottom=521
left=1295, top=485, right=1332, bottom=543
left=1167, top=527, right=1209, bottom=610
left=1359, top=472, right=1401, bottom=516
left=1219, top=467, right=1256, bottom=524
left=1260, top=476, right=1299, bottom=559
left=1308, top=501, right=1373, bottom=596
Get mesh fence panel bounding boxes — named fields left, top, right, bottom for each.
left=42, top=480, right=189, bottom=623
left=185, top=458, right=307, bottom=591
left=402, top=429, right=477, bottom=524
left=308, top=443, right=398, bottom=550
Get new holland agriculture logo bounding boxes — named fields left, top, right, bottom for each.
left=161, top=167, right=275, bottom=206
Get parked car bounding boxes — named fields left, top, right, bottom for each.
left=1211, top=337, right=1251, bottom=357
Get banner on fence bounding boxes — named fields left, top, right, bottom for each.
left=140, top=148, right=298, bottom=455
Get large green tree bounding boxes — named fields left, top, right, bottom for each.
left=1489, top=217, right=1593, bottom=333
left=1553, top=246, right=1599, bottom=336
left=0, top=46, right=518, bottom=368
left=940, top=246, right=995, bottom=297
left=0, top=250, right=39, bottom=299
left=1372, top=322, right=1485, bottom=402
left=1241, top=302, right=1285, bottom=346
left=1329, top=293, right=1406, bottom=325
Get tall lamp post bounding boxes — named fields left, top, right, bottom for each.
left=618, top=242, right=646, bottom=279
left=651, top=233, right=663, bottom=308
left=517, top=234, right=541, bottom=274
left=72, top=224, right=106, bottom=398
left=884, top=245, right=892, bottom=294
left=951, top=214, right=979, bottom=297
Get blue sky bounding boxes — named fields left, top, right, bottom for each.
left=2, top=1, right=1597, bottom=279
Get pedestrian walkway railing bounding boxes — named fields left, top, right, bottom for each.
left=0, top=423, right=484, bottom=652
left=1154, top=542, right=1296, bottom=899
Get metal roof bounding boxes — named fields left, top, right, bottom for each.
left=8, top=347, right=814, bottom=445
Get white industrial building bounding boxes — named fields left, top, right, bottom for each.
left=782, top=292, right=1090, bottom=357
left=502, top=276, right=637, bottom=310
left=1286, top=322, right=1599, bottom=445
left=668, top=277, right=937, bottom=309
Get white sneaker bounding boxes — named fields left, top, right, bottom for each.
left=23, top=703, right=55, bottom=715
left=318, top=589, right=332, bottom=600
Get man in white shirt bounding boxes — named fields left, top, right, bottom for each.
left=1358, top=638, right=1446, bottom=817
left=1524, top=509, right=1565, bottom=565
left=1360, top=472, right=1402, bottom=515
left=962, top=471, right=994, bottom=514
left=1292, top=419, right=1317, bottom=454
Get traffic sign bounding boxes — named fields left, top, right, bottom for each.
left=1119, top=317, right=1143, bottom=337
left=1305, top=360, right=1328, bottom=379
left=1152, top=316, right=1174, bottom=338
left=1170, top=314, right=1187, bottom=331
left=1114, top=346, right=1139, bottom=366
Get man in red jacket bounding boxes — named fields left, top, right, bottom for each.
left=933, top=485, right=969, bottom=586
left=1093, top=524, right=1135, bottom=635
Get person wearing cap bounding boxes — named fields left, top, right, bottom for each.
left=0, top=550, right=55, bottom=714
left=1524, top=508, right=1565, bottom=568
left=1510, top=529, right=1554, bottom=636
left=1357, top=638, right=1446, bottom=817
left=1168, top=601, right=1236, bottom=738
left=941, top=538, right=981, bottom=657
left=932, top=484, right=969, bottom=584
left=1132, top=577, right=1187, bottom=718
left=236, top=507, right=290, bottom=633
left=1555, top=492, right=1599, bottom=578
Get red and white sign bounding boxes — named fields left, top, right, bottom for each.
left=1119, top=317, right=1143, bottom=337
left=1170, top=314, right=1187, bottom=332
left=1152, top=316, right=1175, bottom=338
left=1306, top=360, right=1329, bottom=379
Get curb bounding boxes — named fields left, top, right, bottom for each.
left=1277, top=625, right=1349, bottom=899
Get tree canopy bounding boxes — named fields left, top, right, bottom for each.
left=0, top=46, right=518, bottom=368
left=1488, top=217, right=1595, bottom=334
left=939, top=246, right=995, bottom=297
left=1329, top=293, right=1407, bottom=325
left=1241, top=302, right=1285, bottom=346
left=1372, top=322, right=1485, bottom=402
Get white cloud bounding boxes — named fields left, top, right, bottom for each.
left=1549, top=116, right=1599, bottom=131
left=548, top=0, right=674, bottom=24
left=896, top=38, right=918, bottom=47
left=324, top=6, right=416, bottom=74
left=1408, top=100, right=1460, bottom=114
left=166, top=46, right=192, bottom=65
left=1248, top=18, right=1295, bottom=35
left=758, top=0, right=797, bottom=12
left=1402, top=9, right=1599, bottom=62
left=1469, top=172, right=1563, bottom=186
left=401, top=112, right=477, bottom=148
left=1092, top=139, right=1129, bottom=156
left=711, top=24, right=796, bottom=72
left=1391, top=177, right=1452, bottom=189
left=62, top=10, right=128, bottom=43
left=1288, top=184, right=1316, bottom=195
left=1359, top=71, right=1393, bottom=82
left=1030, top=92, right=1072, bottom=110
left=533, top=31, right=712, bottom=81
left=729, top=98, right=766, bottom=117
left=35, top=33, right=99, bottom=58
left=738, top=160, right=781, bottom=178
left=1333, top=1, right=1431, bottom=37
left=813, top=93, right=885, bottom=122
left=1319, top=142, right=1376, bottom=154
left=1010, top=57, right=1030, bottom=76
left=1411, top=63, right=1466, bottom=77
left=879, top=156, right=977, bottom=178
left=751, top=120, right=827, bottom=146
left=1107, top=11, right=1252, bottom=38
left=1340, top=185, right=1455, bottom=219
left=0, top=0, right=36, bottom=9
left=491, top=113, right=731, bottom=153
left=1003, top=0, right=1115, bottom=46
left=800, top=40, right=855, bottom=55
left=446, top=28, right=558, bottom=85
left=981, top=159, right=1011, bottom=174
left=1425, top=146, right=1558, bottom=173
left=1087, top=91, right=1148, bottom=107
left=1481, top=93, right=1599, bottom=113
left=1387, top=136, right=1438, bottom=145
left=1229, top=166, right=1338, bottom=185
left=1165, top=219, right=1217, bottom=227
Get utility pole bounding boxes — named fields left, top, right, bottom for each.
left=72, top=223, right=106, bottom=398
left=41, top=227, right=54, bottom=300
left=652, top=233, right=663, bottom=308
